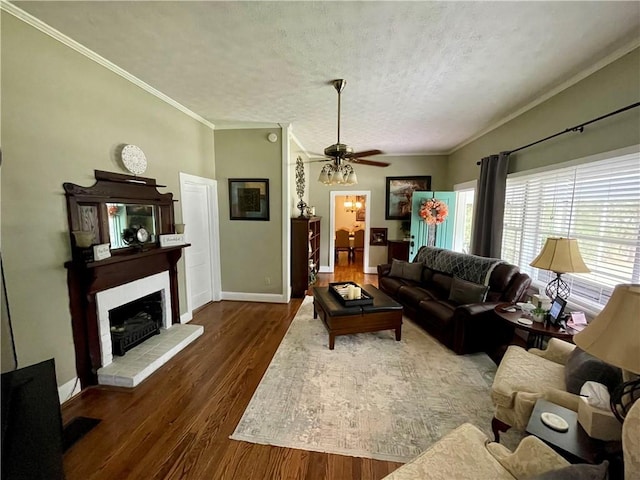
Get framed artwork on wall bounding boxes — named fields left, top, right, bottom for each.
left=385, top=176, right=432, bottom=220
left=370, top=227, right=388, bottom=246
left=229, top=178, right=270, bottom=221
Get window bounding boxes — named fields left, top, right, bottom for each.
left=502, top=149, right=640, bottom=313
left=452, top=181, right=476, bottom=254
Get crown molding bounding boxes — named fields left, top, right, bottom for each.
left=449, top=37, right=640, bottom=155
left=1, top=0, right=215, bottom=131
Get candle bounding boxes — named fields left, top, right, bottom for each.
left=354, top=287, right=361, bottom=299
left=347, top=285, right=355, bottom=299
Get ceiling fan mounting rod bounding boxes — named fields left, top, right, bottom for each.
left=333, top=79, right=346, bottom=145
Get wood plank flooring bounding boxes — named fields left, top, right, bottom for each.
left=61, top=264, right=399, bottom=480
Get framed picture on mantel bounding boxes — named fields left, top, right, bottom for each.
left=229, top=179, right=270, bottom=221
left=385, top=176, right=431, bottom=220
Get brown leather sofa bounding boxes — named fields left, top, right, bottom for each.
left=378, top=246, right=531, bottom=355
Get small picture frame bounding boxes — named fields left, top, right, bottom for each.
left=370, top=227, right=388, bottom=246
left=385, top=176, right=432, bottom=220
left=229, top=179, right=270, bottom=221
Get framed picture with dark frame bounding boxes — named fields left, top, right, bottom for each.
left=229, top=178, right=270, bottom=221
left=385, top=176, right=432, bottom=220
left=370, top=227, right=388, bottom=246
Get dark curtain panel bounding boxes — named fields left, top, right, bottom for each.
left=470, top=152, right=510, bottom=258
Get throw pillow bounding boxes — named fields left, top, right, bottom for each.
left=403, top=262, right=423, bottom=282
left=565, top=348, right=622, bottom=395
left=448, top=276, right=489, bottom=305
left=389, top=259, right=405, bottom=278
left=528, top=461, right=609, bottom=480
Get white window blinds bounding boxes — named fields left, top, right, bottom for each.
left=502, top=151, right=640, bottom=312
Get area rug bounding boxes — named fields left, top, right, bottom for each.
left=230, top=296, right=500, bottom=462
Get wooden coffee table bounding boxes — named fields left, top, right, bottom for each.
left=313, top=284, right=403, bottom=349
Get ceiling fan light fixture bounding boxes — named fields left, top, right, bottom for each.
left=318, top=165, right=333, bottom=184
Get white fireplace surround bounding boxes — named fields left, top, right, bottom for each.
left=96, top=271, right=171, bottom=367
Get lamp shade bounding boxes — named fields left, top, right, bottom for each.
left=530, top=237, right=590, bottom=273
left=573, top=284, right=640, bottom=374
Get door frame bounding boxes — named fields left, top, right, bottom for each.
left=328, top=190, right=373, bottom=273
left=179, top=172, right=222, bottom=321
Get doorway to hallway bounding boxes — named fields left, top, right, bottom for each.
left=329, top=191, right=370, bottom=274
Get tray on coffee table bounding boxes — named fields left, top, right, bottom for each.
left=329, top=282, right=374, bottom=307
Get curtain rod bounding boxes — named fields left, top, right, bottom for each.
left=476, top=101, right=640, bottom=165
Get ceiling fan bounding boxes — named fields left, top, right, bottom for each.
left=314, top=79, right=390, bottom=170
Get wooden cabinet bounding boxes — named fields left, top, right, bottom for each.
left=387, top=240, right=410, bottom=263
left=291, top=216, right=321, bottom=298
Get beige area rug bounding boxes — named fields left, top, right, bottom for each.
left=231, top=296, right=514, bottom=462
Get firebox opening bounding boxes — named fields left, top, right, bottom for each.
left=109, top=291, right=163, bottom=356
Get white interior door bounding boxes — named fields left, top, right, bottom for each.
left=180, top=174, right=221, bottom=313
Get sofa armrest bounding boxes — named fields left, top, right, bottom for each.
left=529, top=338, right=576, bottom=365
left=451, top=302, right=513, bottom=355
left=377, top=263, right=392, bottom=277
left=486, top=435, right=570, bottom=478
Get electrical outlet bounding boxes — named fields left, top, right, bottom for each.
left=265, top=276, right=271, bottom=285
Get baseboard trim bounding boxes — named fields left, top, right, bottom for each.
left=319, top=266, right=331, bottom=273
left=180, top=311, right=193, bottom=324
left=364, top=266, right=377, bottom=274
left=58, top=376, right=82, bottom=404
left=220, top=292, right=289, bottom=304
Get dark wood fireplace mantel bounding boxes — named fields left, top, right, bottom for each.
left=63, top=170, right=189, bottom=388
left=66, top=244, right=189, bottom=388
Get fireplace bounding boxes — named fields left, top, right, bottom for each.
left=64, top=170, right=198, bottom=388
left=109, top=291, right=163, bottom=356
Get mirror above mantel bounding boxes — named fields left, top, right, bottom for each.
left=63, top=170, right=176, bottom=260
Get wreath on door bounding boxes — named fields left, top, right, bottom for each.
left=419, top=198, right=449, bottom=225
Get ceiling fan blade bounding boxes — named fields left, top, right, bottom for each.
left=349, top=158, right=390, bottom=167
left=348, top=149, right=383, bottom=159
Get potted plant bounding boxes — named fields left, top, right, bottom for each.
left=531, top=307, right=547, bottom=323
left=400, top=221, right=411, bottom=241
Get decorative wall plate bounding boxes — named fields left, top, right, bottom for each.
left=121, top=144, right=147, bottom=175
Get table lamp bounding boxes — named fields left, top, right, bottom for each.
left=573, top=284, right=640, bottom=424
left=529, top=237, right=590, bottom=300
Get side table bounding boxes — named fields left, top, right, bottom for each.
left=526, top=399, right=622, bottom=471
left=494, top=303, right=577, bottom=349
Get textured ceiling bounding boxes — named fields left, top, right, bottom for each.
left=12, top=1, right=640, bottom=156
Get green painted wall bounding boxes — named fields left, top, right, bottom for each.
left=448, top=48, right=640, bottom=186
left=308, top=155, right=449, bottom=269
left=214, top=129, right=283, bottom=294
left=1, top=14, right=214, bottom=385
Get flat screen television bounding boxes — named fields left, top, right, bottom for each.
left=1, top=358, right=65, bottom=480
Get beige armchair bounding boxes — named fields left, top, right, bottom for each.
left=491, top=338, right=578, bottom=440
left=383, top=400, right=640, bottom=479
left=382, top=423, right=569, bottom=480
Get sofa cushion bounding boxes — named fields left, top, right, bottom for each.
left=397, top=286, right=438, bottom=308
left=529, top=461, right=609, bottom=480
left=418, top=300, right=456, bottom=329
left=431, top=273, right=453, bottom=296
left=379, top=276, right=414, bottom=296
left=565, top=348, right=622, bottom=395
left=389, top=259, right=405, bottom=278
left=389, top=259, right=423, bottom=282
left=448, top=276, right=489, bottom=305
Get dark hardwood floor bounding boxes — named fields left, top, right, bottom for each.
left=61, top=264, right=398, bottom=480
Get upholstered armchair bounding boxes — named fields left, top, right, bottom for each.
left=383, top=400, right=640, bottom=479
left=491, top=338, right=578, bottom=439
left=382, top=423, right=570, bottom=480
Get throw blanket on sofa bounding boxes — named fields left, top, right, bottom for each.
left=414, top=246, right=504, bottom=286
